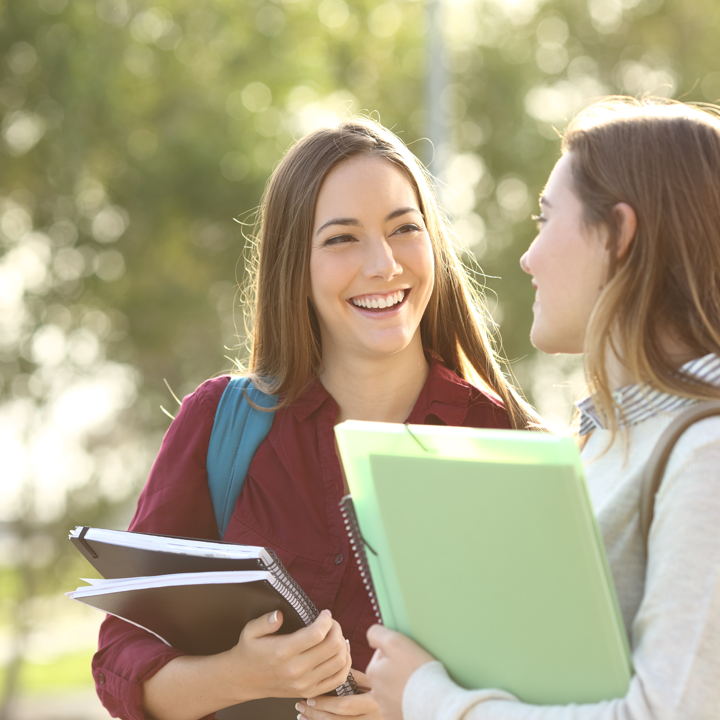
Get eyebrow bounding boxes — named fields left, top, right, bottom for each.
left=314, top=207, right=422, bottom=236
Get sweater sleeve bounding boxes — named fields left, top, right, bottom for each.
left=92, top=377, right=229, bottom=720
left=401, top=425, right=720, bottom=720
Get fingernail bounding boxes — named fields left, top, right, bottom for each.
left=346, top=639, right=351, bottom=654
left=307, top=698, right=316, bottom=707
left=270, top=610, right=278, bottom=624
left=321, top=609, right=332, bottom=617
left=295, top=702, right=303, bottom=712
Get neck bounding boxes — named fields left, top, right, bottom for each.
left=604, top=349, right=633, bottom=392
left=319, top=338, right=430, bottom=424
left=604, top=335, right=697, bottom=392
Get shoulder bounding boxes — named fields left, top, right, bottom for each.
left=662, top=414, right=720, bottom=479
left=162, top=376, right=232, bottom=445
left=179, top=375, right=232, bottom=417
left=631, top=411, right=720, bottom=545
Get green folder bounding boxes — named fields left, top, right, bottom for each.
left=334, top=421, right=632, bottom=705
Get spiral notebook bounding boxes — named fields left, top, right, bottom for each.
left=335, top=421, right=633, bottom=706
left=68, top=527, right=358, bottom=719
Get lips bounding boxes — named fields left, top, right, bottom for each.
left=349, top=289, right=410, bottom=313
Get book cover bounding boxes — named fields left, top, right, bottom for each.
left=335, top=421, right=632, bottom=705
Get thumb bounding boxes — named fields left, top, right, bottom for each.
left=243, top=609, right=284, bottom=640
left=366, top=623, right=396, bottom=651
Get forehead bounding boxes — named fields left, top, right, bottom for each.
left=314, top=156, right=419, bottom=221
left=543, top=153, right=575, bottom=200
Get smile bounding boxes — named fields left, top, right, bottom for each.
left=349, top=289, right=408, bottom=311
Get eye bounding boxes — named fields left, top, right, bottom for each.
left=322, top=233, right=357, bottom=247
left=531, top=214, right=546, bottom=231
left=392, top=223, right=422, bottom=236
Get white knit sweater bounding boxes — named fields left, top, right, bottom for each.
left=403, top=405, right=720, bottom=720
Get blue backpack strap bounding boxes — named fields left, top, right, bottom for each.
left=206, top=377, right=278, bottom=539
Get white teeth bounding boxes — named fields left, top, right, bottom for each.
left=352, top=290, right=406, bottom=309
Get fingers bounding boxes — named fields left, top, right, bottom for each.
left=242, top=609, right=284, bottom=641
left=348, top=668, right=371, bottom=692
left=295, top=614, right=346, bottom=669
left=302, top=638, right=352, bottom=696
left=297, top=691, right=380, bottom=719
left=366, top=623, right=399, bottom=651
left=255, top=611, right=348, bottom=698
left=279, top=609, right=335, bottom=656
left=228, top=609, right=353, bottom=701
left=288, top=620, right=350, bottom=696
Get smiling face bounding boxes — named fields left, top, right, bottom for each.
left=309, top=156, right=434, bottom=366
left=520, top=153, right=611, bottom=355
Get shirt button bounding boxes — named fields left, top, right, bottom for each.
left=335, top=554, right=343, bottom=565
left=98, top=673, right=106, bottom=685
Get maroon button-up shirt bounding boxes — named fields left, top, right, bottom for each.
left=92, top=359, right=511, bottom=720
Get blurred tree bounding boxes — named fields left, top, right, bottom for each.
left=1, top=0, right=719, bottom=713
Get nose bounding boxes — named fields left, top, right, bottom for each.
left=520, top=249, right=531, bottom=275
left=364, top=236, right=403, bottom=281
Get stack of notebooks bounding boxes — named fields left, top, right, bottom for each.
left=67, top=527, right=358, bottom=719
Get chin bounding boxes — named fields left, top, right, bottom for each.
left=361, top=334, right=417, bottom=359
left=530, top=331, right=583, bottom=356
left=530, top=326, right=561, bottom=355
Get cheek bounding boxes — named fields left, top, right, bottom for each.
left=308, top=252, right=346, bottom=303
left=408, top=236, right=435, bottom=285
left=527, top=234, right=558, bottom=277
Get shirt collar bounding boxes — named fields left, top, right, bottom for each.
left=576, top=353, right=720, bottom=435
left=290, top=355, right=472, bottom=425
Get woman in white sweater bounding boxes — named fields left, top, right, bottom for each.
left=351, top=98, right=720, bottom=720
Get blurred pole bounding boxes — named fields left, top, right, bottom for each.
left=426, top=0, right=450, bottom=185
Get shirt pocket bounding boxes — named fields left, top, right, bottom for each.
left=222, top=518, right=325, bottom=602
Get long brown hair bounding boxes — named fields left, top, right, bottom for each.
left=241, top=117, right=539, bottom=429
left=563, top=97, right=720, bottom=433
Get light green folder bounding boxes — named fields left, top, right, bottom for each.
left=335, top=421, right=632, bottom=705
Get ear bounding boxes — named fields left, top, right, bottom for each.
left=612, top=202, right=637, bottom=259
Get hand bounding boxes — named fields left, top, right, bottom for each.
left=365, top=625, right=435, bottom=720
left=225, top=608, right=351, bottom=701
left=297, top=671, right=382, bottom=720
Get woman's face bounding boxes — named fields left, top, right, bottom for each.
left=520, top=153, right=610, bottom=355
left=309, top=156, right=434, bottom=365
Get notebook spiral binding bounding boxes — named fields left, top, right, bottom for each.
left=340, top=496, right=383, bottom=625
left=260, top=550, right=359, bottom=697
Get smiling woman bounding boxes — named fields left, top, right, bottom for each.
left=308, top=156, right=436, bottom=422
left=248, top=118, right=538, bottom=428
left=91, top=118, right=540, bottom=720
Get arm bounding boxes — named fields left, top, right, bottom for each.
left=94, top=379, right=226, bottom=720
left=94, top=379, right=351, bottom=720
left=366, top=434, right=720, bottom=720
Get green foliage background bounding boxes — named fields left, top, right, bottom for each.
left=1, top=0, right=719, bottom=710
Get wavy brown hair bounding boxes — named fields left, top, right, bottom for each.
left=563, top=97, right=720, bottom=433
left=240, top=117, right=539, bottom=429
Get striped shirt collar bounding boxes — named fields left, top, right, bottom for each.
left=576, top=353, right=720, bottom=436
